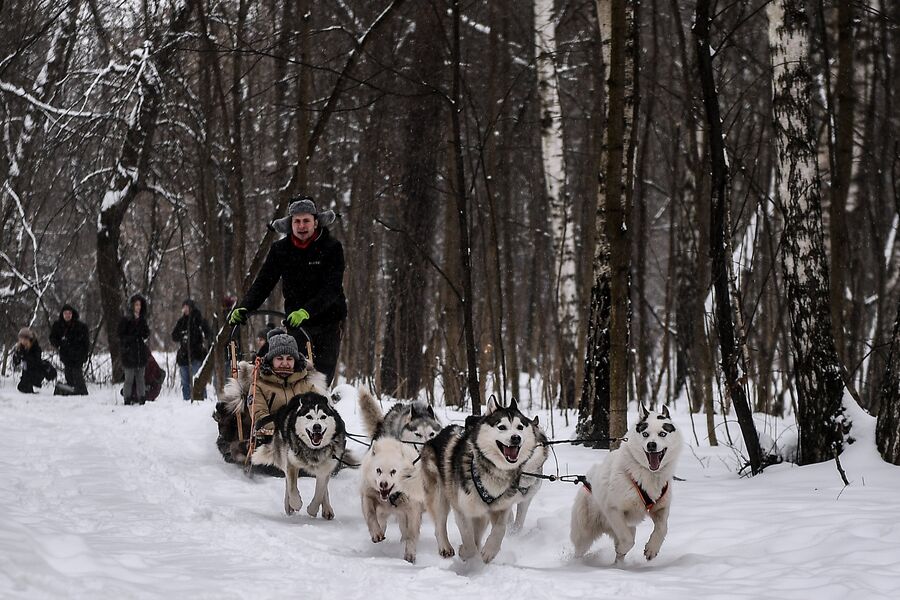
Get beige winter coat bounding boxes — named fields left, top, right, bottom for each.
left=252, top=367, right=328, bottom=435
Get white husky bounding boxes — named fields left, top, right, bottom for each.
left=359, top=436, right=425, bottom=563
left=570, top=404, right=683, bottom=564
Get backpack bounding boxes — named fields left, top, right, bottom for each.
left=42, top=359, right=57, bottom=382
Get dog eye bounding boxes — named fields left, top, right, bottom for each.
left=498, top=425, right=507, bottom=431
left=390, top=469, right=396, bottom=476
left=659, top=432, right=667, bottom=437
left=305, top=415, right=313, bottom=420
left=642, top=432, right=649, bottom=438
left=414, top=433, right=423, bottom=438
left=376, top=468, right=382, bottom=475
left=516, top=424, right=524, bottom=431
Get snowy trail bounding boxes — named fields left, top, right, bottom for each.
left=1, top=380, right=899, bottom=599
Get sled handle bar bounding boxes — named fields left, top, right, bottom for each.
left=228, top=310, right=311, bottom=346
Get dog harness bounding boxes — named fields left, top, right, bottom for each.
left=470, top=460, right=527, bottom=505
left=631, top=478, right=668, bottom=511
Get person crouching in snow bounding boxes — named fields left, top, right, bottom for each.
left=12, top=327, right=50, bottom=393
left=251, top=329, right=327, bottom=445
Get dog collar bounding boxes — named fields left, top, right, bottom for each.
left=631, top=478, right=668, bottom=511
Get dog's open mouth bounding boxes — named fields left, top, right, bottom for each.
left=379, top=486, right=394, bottom=501
left=496, top=441, right=521, bottom=463
left=646, top=448, right=667, bottom=471
left=307, top=429, right=325, bottom=446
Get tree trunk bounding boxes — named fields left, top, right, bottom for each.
left=876, top=294, right=900, bottom=464
left=97, top=1, right=195, bottom=383
left=535, top=0, right=577, bottom=409
left=768, top=0, right=847, bottom=465
left=379, top=3, right=443, bottom=399
left=450, top=0, right=481, bottom=414
left=694, top=0, right=762, bottom=472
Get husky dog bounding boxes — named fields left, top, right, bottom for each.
left=570, top=404, right=683, bottom=564
left=358, top=389, right=442, bottom=447
left=510, top=416, right=549, bottom=531
left=252, top=391, right=352, bottom=518
left=359, top=436, right=425, bottom=563
left=420, top=397, right=539, bottom=563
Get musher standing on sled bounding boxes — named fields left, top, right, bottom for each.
left=229, top=197, right=347, bottom=386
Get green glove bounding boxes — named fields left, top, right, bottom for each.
left=287, top=308, right=310, bottom=327
left=228, top=307, right=248, bottom=325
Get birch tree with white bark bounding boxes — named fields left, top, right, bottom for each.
left=768, top=0, right=848, bottom=465
left=534, top=0, right=577, bottom=407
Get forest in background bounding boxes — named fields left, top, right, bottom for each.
left=1, top=0, right=899, bottom=468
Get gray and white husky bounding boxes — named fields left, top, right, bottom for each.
left=252, top=391, right=352, bottom=519
left=510, top=415, right=549, bottom=531
left=420, top=397, right=539, bottom=563
left=570, top=404, right=683, bottom=564
left=358, top=389, right=442, bottom=447
left=359, top=436, right=425, bottom=563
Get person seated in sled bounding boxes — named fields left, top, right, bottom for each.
left=228, top=197, right=347, bottom=386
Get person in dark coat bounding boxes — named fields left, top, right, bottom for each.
left=49, top=304, right=90, bottom=395
left=171, top=299, right=211, bottom=401
left=13, top=327, right=49, bottom=393
left=229, top=197, right=347, bottom=385
left=118, top=294, right=150, bottom=405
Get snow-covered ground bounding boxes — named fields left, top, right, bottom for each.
left=1, top=377, right=898, bottom=600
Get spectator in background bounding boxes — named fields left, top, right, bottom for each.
left=13, top=327, right=51, bottom=393
left=171, top=299, right=211, bottom=401
left=49, top=304, right=90, bottom=395
left=118, top=294, right=150, bottom=405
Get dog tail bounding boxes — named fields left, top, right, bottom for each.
left=250, top=443, right=276, bottom=466
left=357, top=387, right=383, bottom=437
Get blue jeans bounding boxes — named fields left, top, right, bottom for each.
left=179, top=360, right=204, bottom=400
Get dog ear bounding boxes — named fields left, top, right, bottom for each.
left=661, top=404, right=671, bottom=419
left=639, top=403, right=650, bottom=421
left=508, top=397, right=519, bottom=412
left=532, top=414, right=540, bottom=427
left=426, top=404, right=436, bottom=419
left=486, top=395, right=500, bottom=414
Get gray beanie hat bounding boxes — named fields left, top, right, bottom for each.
left=265, top=328, right=301, bottom=364
left=272, top=196, right=336, bottom=234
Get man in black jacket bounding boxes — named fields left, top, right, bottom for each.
left=171, top=299, right=211, bottom=400
left=229, top=197, right=347, bottom=385
left=49, top=304, right=90, bottom=395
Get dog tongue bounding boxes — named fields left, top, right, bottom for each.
left=647, top=451, right=663, bottom=471
left=503, top=445, right=520, bottom=462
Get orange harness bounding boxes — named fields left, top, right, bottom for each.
left=631, top=478, right=668, bottom=512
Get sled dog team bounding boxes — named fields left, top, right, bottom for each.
left=223, top=363, right=683, bottom=565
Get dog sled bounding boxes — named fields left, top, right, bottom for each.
left=212, top=310, right=312, bottom=475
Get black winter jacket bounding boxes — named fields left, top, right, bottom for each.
left=13, top=340, right=44, bottom=379
left=239, top=227, right=347, bottom=326
left=118, top=295, right=150, bottom=368
left=49, top=304, right=90, bottom=365
left=171, top=303, right=211, bottom=366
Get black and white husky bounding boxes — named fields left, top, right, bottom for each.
left=570, top=404, right=683, bottom=564
left=420, top=397, right=539, bottom=563
left=252, top=392, right=352, bottom=519
left=358, top=389, right=442, bottom=447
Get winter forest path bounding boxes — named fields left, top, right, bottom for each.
left=0, top=381, right=898, bottom=599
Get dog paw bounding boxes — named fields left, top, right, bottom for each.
left=438, top=545, right=455, bottom=558
left=322, top=506, right=335, bottom=520
left=458, top=544, right=477, bottom=562
left=480, top=547, right=499, bottom=563
left=404, top=551, right=416, bottom=564
left=371, top=532, right=386, bottom=543
left=644, top=542, right=661, bottom=561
